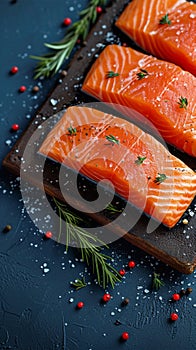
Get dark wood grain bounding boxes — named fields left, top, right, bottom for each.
left=3, top=0, right=196, bottom=274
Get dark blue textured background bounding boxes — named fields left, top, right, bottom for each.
left=0, top=1, right=195, bottom=349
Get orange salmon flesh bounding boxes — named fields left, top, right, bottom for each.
left=82, top=44, right=196, bottom=157
left=39, top=106, right=196, bottom=228
left=115, top=0, right=196, bottom=76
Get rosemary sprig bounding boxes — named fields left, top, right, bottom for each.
left=136, top=69, right=149, bottom=80
left=31, top=0, right=108, bottom=78
left=106, top=203, right=123, bottom=213
left=159, top=13, right=171, bottom=25
left=178, top=96, right=188, bottom=109
left=135, top=156, right=146, bottom=165
left=152, top=272, right=164, bottom=291
left=71, top=277, right=87, bottom=290
left=106, top=71, right=120, bottom=78
left=154, top=173, right=167, bottom=184
left=105, top=134, right=120, bottom=145
left=53, top=197, right=121, bottom=289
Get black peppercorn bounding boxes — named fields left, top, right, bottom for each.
left=114, top=320, right=122, bottom=326
left=3, top=225, right=12, bottom=233
left=179, top=289, right=186, bottom=297
left=186, top=287, right=193, bottom=295
left=122, top=298, right=129, bottom=306
left=32, top=85, right=39, bottom=93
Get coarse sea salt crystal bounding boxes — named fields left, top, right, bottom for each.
left=50, top=98, right=58, bottom=106
left=5, top=140, right=12, bottom=146
left=144, top=289, right=150, bottom=294
left=137, top=286, right=143, bottom=290
left=43, top=268, right=50, bottom=273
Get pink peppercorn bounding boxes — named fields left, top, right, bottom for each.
left=63, top=17, right=72, bottom=26
left=11, top=123, right=19, bottom=131
left=170, top=312, right=179, bottom=321
left=96, top=6, right=103, bottom=13
left=44, top=231, right=53, bottom=239
left=10, top=66, right=19, bottom=74
left=119, top=269, right=126, bottom=276
left=121, top=332, right=129, bottom=341
left=128, top=260, right=135, bottom=268
left=77, top=301, right=84, bottom=309
left=19, top=85, right=27, bottom=93
left=102, top=293, right=111, bottom=302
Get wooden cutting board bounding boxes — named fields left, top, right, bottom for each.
left=3, top=0, right=196, bottom=274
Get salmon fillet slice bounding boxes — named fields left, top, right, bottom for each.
left=82, top=44, right=196, bottom=157
left=115, top=0, right=196, bottom=76
left=39, top=106, right=196, bottom=228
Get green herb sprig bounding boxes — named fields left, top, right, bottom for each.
left=106, top=134, right=120, bottom=145
left=135, top=156, right=146, bottom=165
left=159, top=13, right=171, bottom=25
left=71, top=277, right=87, bottom=290
left=106, top=203, right=123, bottom=214
left=53, top=198, right=121, bottom=289
left=152, top=272, right=164, bottom=291
left=68, top=125, right=77, bottom=135
left=154, top=173, right=167, bottom=184
left=136, top=69, right=149, bottom=80
left=31, top=0, right=108, bottom=78
left=106, top=71, right=120, bottom=78
left=178, top=96, right=188, bottom=109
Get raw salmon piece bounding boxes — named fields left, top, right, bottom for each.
left=39, top=106, right=196, bottom=228
left=115, top=0, right=196, bottom=76
left=82, top=44, right=196, bottom=157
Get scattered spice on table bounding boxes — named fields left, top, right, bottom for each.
left=96, top=6, right=103, bottom=13
left=119, top=269, right=126, bottom=276
left=44, top=231, right=53, bottom=239
left=63, top=17, right=72, bottom=26
left=32, top=85, right=39, bottom=93
left=180, top=289, right=186, bottom=297
left=182, top=218, right=189, bottom=225
left=121, top=332, right=129, bottom=341
left=61, top=70, right=68, bottom=77
left=19, top=85, right=27, bottom=93
left=3, top=224, right=12, bottom=233
left=128, top=260, right=135, bottom=268
left=77, top=301, right=84, bottom=309
left=172, top=293, right=180, bottom=301
left=186, top=287, right=193, bottom=295
left=170, top=312, right=179, bottom=321
left=102, top=293, right=111, bottom=302
left=122, top=298, right=129, bottom=306
left=10, top=66, right=19, bottom=74
left=11, top=124, right=20, bottom=131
